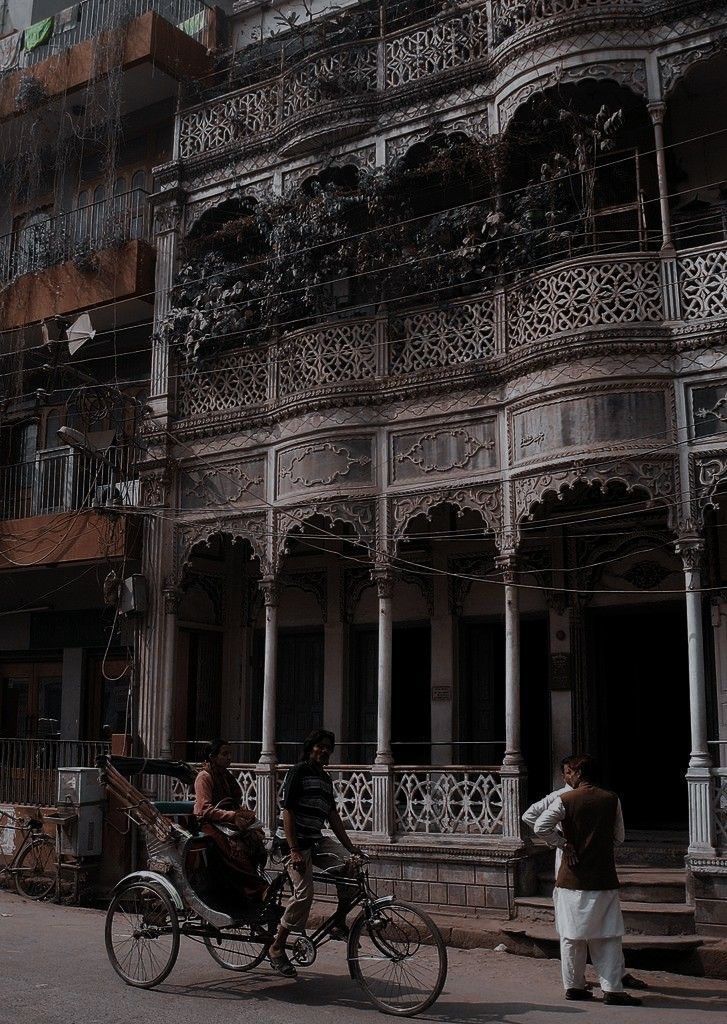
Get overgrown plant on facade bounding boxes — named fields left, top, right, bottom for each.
left=162, top=102, right=627, bottom=367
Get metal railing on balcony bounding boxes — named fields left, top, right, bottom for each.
left=0, top=738, right=108, bottom=805
left=0, top=189, right=150, bottom=284
left=13, top=0, right=212, bottom=71
left=0, top=445, right=138, bottom=522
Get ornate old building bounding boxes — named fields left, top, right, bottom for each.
left=2, top=0, right=727, bottom=935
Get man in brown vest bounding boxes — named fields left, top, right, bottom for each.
left=534, top=754, right=642, bottom=1006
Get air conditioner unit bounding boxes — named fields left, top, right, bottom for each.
left=120, top=574, right=148, bottom=615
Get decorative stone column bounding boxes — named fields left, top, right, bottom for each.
left=675, top=529, right=716, bottom=857
left=159, top=585, right=179, bottom=760
left=497, top=551, right=527, bottom=841
left=371, top=563, right=395, bottom=839
left=256, top=576, right=280, bottom=833
left=648, top=103, right=681, bottom=322
left=373, top=564, right=394, bottom=765
left=648, top=103, right=674, bottom=254
left=149, top=188, right=185, bottom=421
left=136, top=467, right=175, bottom=762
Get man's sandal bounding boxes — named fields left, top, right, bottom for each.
left=622, top=973, right=648, bottom=990
left=269, top=951, right=297, bottom=978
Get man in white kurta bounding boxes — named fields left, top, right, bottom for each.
left=534, top=756, right=641, bottom=1007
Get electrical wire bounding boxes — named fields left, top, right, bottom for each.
left=2, top=119, right=727, bottom=364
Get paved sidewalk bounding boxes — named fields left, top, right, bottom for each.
left=2, top=890, right=727, bottom=1024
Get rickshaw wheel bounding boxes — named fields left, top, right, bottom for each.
left=105, top=881, right=180, bottom=988
left=204, top=925, right=269, bottom=971
left=347, top=901, right=448, bottom=1016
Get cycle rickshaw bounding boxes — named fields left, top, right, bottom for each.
left=98, top=755, right=447, bottom=1016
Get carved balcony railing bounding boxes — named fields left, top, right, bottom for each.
left=0, top=189, right=151, bottom=285
left=678, top=245, right=727, bottom=323
left=506, top=252, right=663, bottom=348
left=12, top=0, right=211, bottom=72
left=277, top=320, right=379, bottom=398
left=394, top=768, right=504, bottom=836
left=174, top=0, right=708, bottom=159
left=176, top=242, right=727, bottom=425
left=490, top=0, right=645, bottom=47
left=166, top=762, right=505, bottom=839
left=390, top=294, right=499, bottom=374
left=177, top=2, right=488, bottom=159
left=0, top=445, right=139, bottom=522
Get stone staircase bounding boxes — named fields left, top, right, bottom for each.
left=502, top=841, right=710, bottom=972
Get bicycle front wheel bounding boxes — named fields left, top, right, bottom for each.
left=15, top=836, right=55, bottom=900
left=204, top=926, right=269, bottom=971
left=105, top=882, right=180, bottom=988
left=348, top=901, right=447, bottom=1016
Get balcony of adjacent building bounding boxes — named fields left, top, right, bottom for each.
left=0, top=444, right=141, bottom=569
left=0, top=397, right=143, bottom=570
left=0, top=0, right=221, bottom=123
left=0, top=186, right=155, bottom=330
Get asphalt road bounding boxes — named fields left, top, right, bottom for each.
left=1, top=890, right=726, bottom=1024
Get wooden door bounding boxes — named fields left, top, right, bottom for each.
left=276, top=630, right=324, bottom=764
left=0, top=662, right=62, bottom=738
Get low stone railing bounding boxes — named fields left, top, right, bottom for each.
left=169, top=763, right=507, bottom=840
left=175, top=241, right=727, bottom=425
left=393, top=768, right=504, bottom=836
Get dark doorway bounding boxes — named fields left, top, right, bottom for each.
left=392, top=625, right=431, bottom=764
left=252, top=629, right=324, bottom=764
left=186, top=630, right=224, bottom=745
left=348, top=627, right=378, bottom=764
left=588, top=604, right=690, bottom=830
left=458, top=618, right=550, bottom=798
left=348, top=624, right=431, bottom=764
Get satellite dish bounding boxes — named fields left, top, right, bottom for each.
left=66, top=313, right=96, bottom=355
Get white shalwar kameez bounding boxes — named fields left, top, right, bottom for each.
left=534, top=796, right=626, bottom=994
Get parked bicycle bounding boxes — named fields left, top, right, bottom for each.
left=0, top=807, right=56, bottom=899
left=100, top=755, right=447, bottom=1016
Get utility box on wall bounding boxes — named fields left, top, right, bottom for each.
left=57, top=767, right=104, bottom=857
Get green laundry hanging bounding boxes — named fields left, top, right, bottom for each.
left=179, top=12, right=204, bottom=39
left=24, top=17, right=54, bottom=52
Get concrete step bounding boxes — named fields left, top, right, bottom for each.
left=503, top=921, right=704, bottom=952
left=515, top=895, right=695, bottom=936
left=536, top=867, right=686, bottom=904
left=616, top=834, right=687, bottom=866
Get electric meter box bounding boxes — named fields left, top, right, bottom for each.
left=56, top=767, right=105, bottom=857
left=57, top=767, right=104, bottom=806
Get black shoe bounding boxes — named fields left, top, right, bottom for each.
left=565, top=989, right=594, bottom=1001
left=622, top=973, right=648, bottom=990
left=329, top=923, right=349, bottom=941
left=269, top=951, right=297, bottom=978
left=603, top=991, right=642, bottom=1006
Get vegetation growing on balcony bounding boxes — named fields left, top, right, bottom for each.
left=162, top=94, right=643, bottom=366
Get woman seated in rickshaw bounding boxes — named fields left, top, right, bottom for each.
left=193, top=739, right=267, bottom=903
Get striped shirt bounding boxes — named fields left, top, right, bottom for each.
left=277, top=761, right=335, bottom=849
